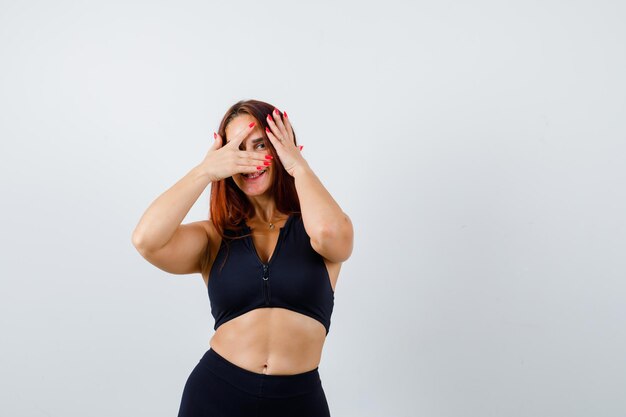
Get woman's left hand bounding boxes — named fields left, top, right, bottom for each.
left=265, top=108, right=306, bottom=177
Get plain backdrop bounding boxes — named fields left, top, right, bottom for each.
left=1, top=0, right=625, bottom=416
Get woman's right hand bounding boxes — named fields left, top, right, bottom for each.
left=200, top=122, right=272, bottom=182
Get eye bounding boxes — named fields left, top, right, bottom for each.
left=255, top=143, right=266, bottom=150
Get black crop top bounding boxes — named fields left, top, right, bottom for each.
left=207, top=213, right=335, bottom=335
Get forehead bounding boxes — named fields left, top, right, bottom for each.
left=225, top=114, right=258, bottom=143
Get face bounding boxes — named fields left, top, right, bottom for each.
left=225, top=114, right=274, bottom=197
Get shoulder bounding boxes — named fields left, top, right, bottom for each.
left=190, top=219, right=216, bottom=245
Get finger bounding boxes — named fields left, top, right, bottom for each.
left=237, top=164, right=271, bottom=175
left=265, top=126, right=283, bottom=148
left=212, top=132, right=223, bottom=150
left=237, top=160, right=272, bottom=171
left=265, top=113, right=286, bottom=141
left=271, top=108, right=289, bottom=140
left=282, top=110, right=296, bottom=144
left=237, top=151, right=274, bottom=163
left=226, top=121, right=257, bottom=148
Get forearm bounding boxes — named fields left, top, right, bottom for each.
left=293, top=161, right=348, bottom=238
left=131, top=163, right=211, bottom=251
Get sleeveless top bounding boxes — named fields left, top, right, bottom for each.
left=207, top=213, right=335, bottom=335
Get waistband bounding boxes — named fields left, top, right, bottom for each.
left=198, top=347, right=322, bottom=399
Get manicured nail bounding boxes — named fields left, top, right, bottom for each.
left=266, top=114, right=273, bottom=122
left=265, top=126, right=270, bottom=133
left=249, top=122, right=255, bottom=128
left=299, top=145, right=303, bottom=151
left=265, top=154, right=273, bottom=159
left=283, top=111, right=288, bottom=119
left=213, top=132, right=217, bottom=139
left=256, top=166, right=262, bottom=170
left=274, top=108, right=280, bottom=116
left=263, top=161, right=271, bottom=166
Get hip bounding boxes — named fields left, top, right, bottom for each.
left=177, top=347, right=331, bottom=417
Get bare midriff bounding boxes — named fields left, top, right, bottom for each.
left=208, top=308, right=327, bottom=375
left=201, top=218, right=338, bottom=376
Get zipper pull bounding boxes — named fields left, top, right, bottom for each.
left=262, top=264, right=270, bottom=305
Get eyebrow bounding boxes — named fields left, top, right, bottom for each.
left=227, top=137, right=264, bottom=144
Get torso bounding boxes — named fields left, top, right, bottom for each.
left=200, top=216, right=342, bottom=376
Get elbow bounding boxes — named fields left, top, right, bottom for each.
left=131, top=230, right=148, bottom=252
left=312, top=215, right=354, bottom=262
left=321, top=213, right=352, bottom=239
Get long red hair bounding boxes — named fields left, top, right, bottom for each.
left=209, top=99, right=301, bottom=240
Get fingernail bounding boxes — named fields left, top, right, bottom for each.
left=283, top=111, right=288, bottom=118
left=265, top=126, right=270, bottom=133
left=299, top=145, right=303, bottom=151
left=274, top=108, right=280, bottom=116
left=256, top=166, right=262, bottom=170
left=265, top=155, right=273, bottom=159
left=249, top=122, right=255, bottom=128
left=263, top=161, right=271, bottom=166
left=213, top=132, right=217, bottom=139
left=267, top=114, right=273, bottom=122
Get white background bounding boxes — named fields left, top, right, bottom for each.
left=1, top=0, right=625, bottom=416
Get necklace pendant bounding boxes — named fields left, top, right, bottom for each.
left=269, top=223, right=275, bottom=229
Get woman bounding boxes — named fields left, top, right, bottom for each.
left=131, top=99, right=353, bottom=416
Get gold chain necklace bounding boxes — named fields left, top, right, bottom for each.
left=250, top=214, right=285, bottom=230
left=268, top=215, right=282, bottom=229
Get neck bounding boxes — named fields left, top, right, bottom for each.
left=247, top=195, right=282, bottom=224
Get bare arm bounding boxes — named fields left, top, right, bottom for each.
left=131, top=121, right=268, bottom=275
left=264, top=109, right=353, bottom=263
left=293, top=162, right=354, bottom=263
left=132, top=165, right=211, bottom=251
left=131, top=164, right=213, bottom=275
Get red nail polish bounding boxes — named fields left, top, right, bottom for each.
left=249, top=122, right=255, bottom=128
left=265, top=126, right=270, bottom=133
left=213, top=132, right=217, bottom=139
left=256, top=166, right=262, bottom=170
left=264, top=161, right=271, bottom=166
left=267, top=114, right=273, bottom=122
left=274, top=108, right=280, bottom=115
left=265, top=154, right=273, bottom=159
left=299, top=145, right=303, bottom=151
left=283, top=111, right=288, bottom=118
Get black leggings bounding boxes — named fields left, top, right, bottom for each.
left=177, top=347, right=331, bottom=417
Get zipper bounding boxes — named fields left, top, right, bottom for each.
left=244, top=214, right=292, bottom=306
left=262, top=264, right=270, bottom=305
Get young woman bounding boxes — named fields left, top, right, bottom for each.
left=132, top=99, right=353, bottom=416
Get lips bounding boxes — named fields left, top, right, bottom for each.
left=243, top=168, right=267, bottom=180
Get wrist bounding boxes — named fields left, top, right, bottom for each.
left=194, top=163, right=217, bottom=182
left=292, top=161, right=312, bottom=178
